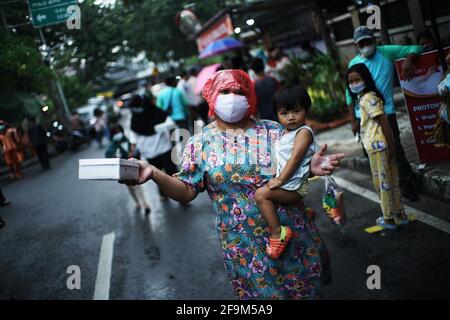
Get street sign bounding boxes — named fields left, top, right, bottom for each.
left=27, top=0, right=77, bottom=28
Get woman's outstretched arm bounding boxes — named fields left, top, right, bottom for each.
left=119, top=160, right=198, bottom=204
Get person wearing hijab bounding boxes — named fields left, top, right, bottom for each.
left=121, top=70, right=344, bottom=299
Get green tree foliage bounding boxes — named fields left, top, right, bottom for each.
left=0, top=29, right=52, bottom=95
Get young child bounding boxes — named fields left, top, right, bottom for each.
left=105, top=125, right=151, bottom=215
left=255, top=86, right=318, bottom=259
left=346, top=63, right=409, bottom=229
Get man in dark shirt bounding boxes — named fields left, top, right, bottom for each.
left=250, top=57, right=279, bottom=121
left=27, top=116, right=50, bottom=170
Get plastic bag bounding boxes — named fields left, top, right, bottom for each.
left=322, top=175, right=346, bottom=226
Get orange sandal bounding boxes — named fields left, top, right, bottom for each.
left=266, top=226, right=293, bottom=259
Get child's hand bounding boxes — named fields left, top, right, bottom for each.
left=267, top=178, right=283, bottom=190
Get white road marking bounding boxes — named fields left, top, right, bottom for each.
left=93, top=232, right=115, bottom=300
left=332, top=176, right=450, bottom=235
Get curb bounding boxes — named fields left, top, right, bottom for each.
left=340, top=156, right=450, bottom=202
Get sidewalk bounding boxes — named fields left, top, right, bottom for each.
left=316, top=92, right=450, bottom=202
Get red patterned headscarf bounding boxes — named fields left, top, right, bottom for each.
left=202, top=69, right=257, bottom=118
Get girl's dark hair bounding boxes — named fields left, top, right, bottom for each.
left=273, top=86, right=311, bottom=112
left=346, top=63, right=385, bottom=105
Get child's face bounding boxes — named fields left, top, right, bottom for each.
left=277, top=105, right=306, bottom=131
left=348, top=71, right=363, bottom=86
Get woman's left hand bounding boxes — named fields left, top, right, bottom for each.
left=310, top=144, right=345, bottom=176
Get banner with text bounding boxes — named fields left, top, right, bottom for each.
left=395, top=48, right=450, bottom=164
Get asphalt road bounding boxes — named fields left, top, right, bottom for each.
left=0, top=143, right=449, bottom=300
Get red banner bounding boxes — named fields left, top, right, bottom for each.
left=395, top=48, right=450, bottom=164
left=196, top=14, right=233, bottom=52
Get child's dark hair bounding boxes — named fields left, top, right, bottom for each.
left=346, top=63, right=385, bottom=105
left=273, top=86, right=311, bottom=112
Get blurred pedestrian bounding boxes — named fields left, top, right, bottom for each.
left=0, top=120, right=23, bottom=179
left=346, top=63, right=408, bottom=229
left=417, top=30, right=436, bottom=52
left=186, top=67, right=205, bottom=126
left=18, top=126, right=35, bottom=158
left=346, top=26, right=423, bottom=201
left=267, top=47, right=291, bottom=83
left=128, top=93, right=178, bottom=201
left=250, top=57, right=279, bottom=121
left=0, top=187, right=8, bottom=229
left=105, top=124, right=151, bottom=215
left=178, top=70, right=197, bottom=132
left=93, top=108, right=106, bottom=148
left=27, top=116, right=50, bottom=170
left=300, top=40, right=323, bottom=59
left=157, top=76, right=189, bottom=131
left=0, top=187, right=10, bottom=207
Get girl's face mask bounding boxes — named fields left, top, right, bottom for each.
left=214, top=94, right=249, bottom=123
left=349, top=82, right=366, bottom=94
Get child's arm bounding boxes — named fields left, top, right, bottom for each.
left=375, top=114, right=396, bottom=157
left=268, top=129, right=313, bottom=189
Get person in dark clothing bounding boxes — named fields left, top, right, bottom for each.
left=0, top=187, right=10, bottom=207
left=27, top=116, right=50, bottom=170
left=128, top=93, right=178, bottom=201
left=1, top=187, right=10, bottom=228
left=300, top=40, right=323, bottom=58
left=250, top=57, right=279, bottom=121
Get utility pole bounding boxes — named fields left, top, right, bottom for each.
left=38, top=28, right=71, bottom=119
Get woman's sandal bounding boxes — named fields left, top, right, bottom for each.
left=266, top=226, right=293, bottom=259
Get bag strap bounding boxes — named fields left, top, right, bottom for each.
left=166, top=88, right=174, bottom=115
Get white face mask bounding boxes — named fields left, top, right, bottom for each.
left=359, top=44, right=376, bottom=58
left=215, top=94, right=249, bottom=123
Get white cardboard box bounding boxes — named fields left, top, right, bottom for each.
left=79, top=158, right=139, bottom=180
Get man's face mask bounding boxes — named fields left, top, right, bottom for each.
left=214, top=94, right=249, bottom=123
left=359, top=44, right=376, bottom=58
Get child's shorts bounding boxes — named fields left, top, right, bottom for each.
left=296, top=180, right=310, bottom=197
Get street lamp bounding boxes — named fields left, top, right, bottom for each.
left=234, top=27, right=241, bottom=34
left=42, top=106, right=49, bottom=112
left=246, top=18, right=254, bottom=26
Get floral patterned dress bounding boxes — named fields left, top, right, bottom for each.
left=174, top=118, right=331, bottom=300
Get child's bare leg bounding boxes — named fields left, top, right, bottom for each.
left=134, top=185, right=151, bottom=212
left=127, top=186, right=141, bottom=208
left=255, top=186, right=302, bottom=238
